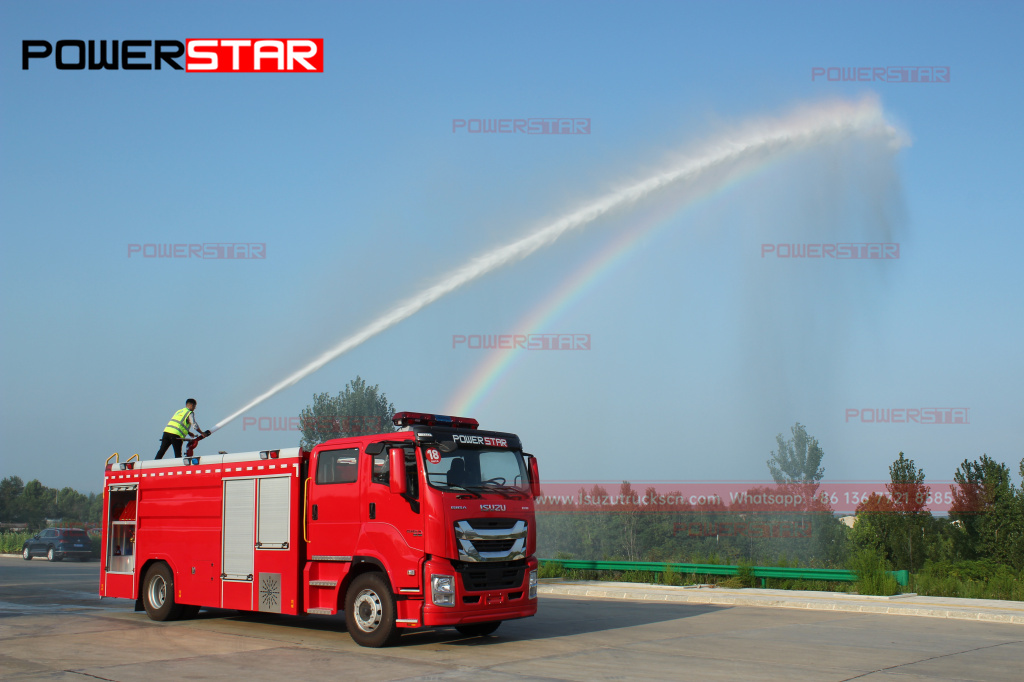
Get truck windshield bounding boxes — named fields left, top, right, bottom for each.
left=424, top=447, right=528, bottom=496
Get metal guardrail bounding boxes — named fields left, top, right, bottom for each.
left=538, top=559, right=909, bottom=588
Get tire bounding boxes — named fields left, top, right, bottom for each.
left=344, top=572, right=399, bottom=648
left=142, top=563, right=184, bottom=622
left=47, top=546, right=61, bottom=562
left=455, top=621, right=501, bottom=637
left=22, top=546, right=31, bottom=560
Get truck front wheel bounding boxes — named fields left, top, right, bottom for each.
left=345, top=572, right=399, bottom=647
left=142, top=563, right=184, bottom=622
left=455, top=621, right=501, bottom=637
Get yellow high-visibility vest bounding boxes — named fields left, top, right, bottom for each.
left=164, top=408, right=192, bottom=438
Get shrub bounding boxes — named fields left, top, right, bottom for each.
left=736, top=560, right=757, bottom=588
left=0, top=532, right=32, bottom=554
left=910, top=560, right=1024, bottom=601
left=851, top=548, right=900, bottom=596
left=538, top=561, right=564, bottom=579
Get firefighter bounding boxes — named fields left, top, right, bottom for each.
left=155, top=398, right=210, bottom=459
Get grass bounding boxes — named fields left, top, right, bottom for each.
left=538, top=557, right=1022, bottom=601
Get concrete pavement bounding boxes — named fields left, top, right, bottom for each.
left=3, top=557, right=1023, bottom=680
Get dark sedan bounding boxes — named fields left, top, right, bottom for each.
left=22, top=528, right=93, bottom=561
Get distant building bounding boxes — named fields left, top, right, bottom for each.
left=839, top=515, right=857, bottom=528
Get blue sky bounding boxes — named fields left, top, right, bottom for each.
left=1, top=1, right=1021, bottom=494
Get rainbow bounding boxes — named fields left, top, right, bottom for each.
left=445, top=150, right=788, bottom=416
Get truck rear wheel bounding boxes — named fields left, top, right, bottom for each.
left=345, top=572, right=399, bottom=648
left=455, top=621, right=501, bottom=637
left=142, top=563, right=184, bottom=622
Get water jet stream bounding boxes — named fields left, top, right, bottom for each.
left=212, top=97, right=906, bottom=432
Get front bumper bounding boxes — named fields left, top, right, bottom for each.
left=421, top=555, right=538, bottom=626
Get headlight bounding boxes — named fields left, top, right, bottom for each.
left=431, top=574, right=455, bottom=607
left=529, top=569, right=538, bottom=599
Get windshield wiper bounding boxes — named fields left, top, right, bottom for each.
left=471, top=484, right=527, bottom=499
left=447, top=485, right=482, bottom=498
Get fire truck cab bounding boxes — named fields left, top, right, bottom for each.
left=100, top=412, right=540, bottom=647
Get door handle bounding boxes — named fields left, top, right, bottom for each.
left=369, top=502, right=376, bottom=520
left=312, top=504, right=318, bottom=521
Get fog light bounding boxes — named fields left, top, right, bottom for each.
left=529, top=569, right=538, bottom=599
left=431, top=574, right=455, bottom=607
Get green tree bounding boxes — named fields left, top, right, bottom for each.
left=849, top=492, right=897, bottom=560
left=1015, top=458, right=1024, bottom=567
left=950, top=455, right=1020, bottom=567
left=885, top=452, right=931, bottom=570
left=0, top=476, right=25, bottom=522
left=298, top=376, right=396, bottom=450
left=767, top=423, right=824, bottom=486
left=763, top=423, right=839, bottom=567
left=19, top=480, right=54, bottom=528
left=56, top=487, right=90, bottom=522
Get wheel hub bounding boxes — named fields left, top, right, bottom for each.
left=148, top=575, right=167, bottom=608
left=353, top=589, right=382, bottom=632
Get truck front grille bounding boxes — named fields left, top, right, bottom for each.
left=457, top=561, right=526, bottom=591
left=471, top=539, right=516, bottom=552
left=454, top=518, right=527, bottom=562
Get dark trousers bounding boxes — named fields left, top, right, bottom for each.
left=155, top=432, right=184, bottom=459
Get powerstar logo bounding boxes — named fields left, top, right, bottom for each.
left=22, top=39, right=323, bottom=72
left=453, top=434, right=509, bottom=448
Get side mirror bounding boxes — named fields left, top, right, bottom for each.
left=526, top=453, right=540, bottom=499
left=388, top=447, right=407, bottom=495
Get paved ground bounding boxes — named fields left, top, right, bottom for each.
left=2, top=556, right=1022, bottom=681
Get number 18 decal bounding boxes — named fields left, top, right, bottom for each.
left=426, top=448, right=441, bottom=464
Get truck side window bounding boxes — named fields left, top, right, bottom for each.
left=370, top=447, right=419, bottom=501
left=371, top=452, right=389, bottom=485
left=316, top=448, right=359, bottom=484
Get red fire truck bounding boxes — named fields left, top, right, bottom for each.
left=100, top=412, right=540, bottom=647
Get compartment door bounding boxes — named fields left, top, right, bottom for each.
left=223, top=478, right=255, bottom=581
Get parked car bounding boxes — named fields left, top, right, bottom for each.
left=22, top=528, right=93, bottom=561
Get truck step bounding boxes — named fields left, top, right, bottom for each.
left=306, top=607, right=334, bottom=615
left=309, top=580, right=337, bottom=587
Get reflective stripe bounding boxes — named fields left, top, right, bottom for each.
left=164, top=408, right=192, bottom=438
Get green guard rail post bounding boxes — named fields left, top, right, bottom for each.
left=538, top=559, right=909, bottom=588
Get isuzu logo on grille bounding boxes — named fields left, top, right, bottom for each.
left=480, top=504, right=506, bottom=512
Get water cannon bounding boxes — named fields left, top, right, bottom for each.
left=184, top=431, right=211, bottom=458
